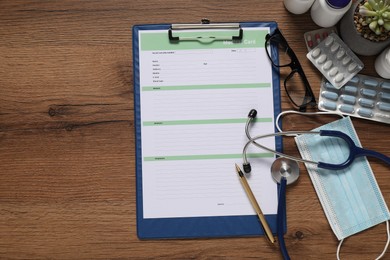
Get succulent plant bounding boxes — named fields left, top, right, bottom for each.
left=359, top=0, right=390, bottom=35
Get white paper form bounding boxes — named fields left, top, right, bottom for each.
left=139, top=28, right=278, bottom=219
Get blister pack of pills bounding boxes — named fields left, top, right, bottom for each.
left=318, top=74, right=390, bottom=124
left=307, top=33, right=364, bottom=89
left=303, top=27, right=338, bottom=52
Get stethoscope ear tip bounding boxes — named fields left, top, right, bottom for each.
left=243, top=163, right=252, bottom=173
left=248, top=109, right=257, bottom=119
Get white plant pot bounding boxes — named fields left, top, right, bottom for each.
left=375, top=47, right=390, bottom=78
left=339, top=0, right=390, bottom=56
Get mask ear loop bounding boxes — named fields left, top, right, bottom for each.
left=336, top=220, right=390, bottom=260
left=275, top=110, right=345, bottom=134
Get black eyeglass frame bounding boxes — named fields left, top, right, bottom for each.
left=265, top=28, right=316, bottom=111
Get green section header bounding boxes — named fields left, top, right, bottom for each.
left=143, top=118, right=272, bottom=126
left=140, top=30, right=268, bottom=51
left=142, top=83, right=270, bottom=91
left=143, top=153, right=274, bottom=161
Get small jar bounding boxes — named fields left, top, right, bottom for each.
left=284, top=0, right=315, bottom=14
left=311, top=0, right=352, bottom=28
left=375, top=46, right=390, bottom=79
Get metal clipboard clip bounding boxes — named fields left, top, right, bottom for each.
left=168, top=19, right=243, bottom=43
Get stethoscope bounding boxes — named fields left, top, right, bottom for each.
left=242, top=109, right=390, bottom=173
left=242, top=109, right=390, bottom=260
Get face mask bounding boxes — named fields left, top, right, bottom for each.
left=294, top=117, right=390, bottom=241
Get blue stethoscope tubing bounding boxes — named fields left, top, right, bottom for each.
left=243, top=117, right=390, bottom=171
left=277, top=177, right=290, bottom=260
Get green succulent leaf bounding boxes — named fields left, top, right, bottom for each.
left=360, top=0, right=390, bottom=34
left=369, top=20, right=378, bottom=30
left=379, top=0, right=384, bottom=9
left=384, top=21, right=390, bottom=30
left=360, top=5, right=376, bottom=15
left=367, top=0, right=376, bottom=6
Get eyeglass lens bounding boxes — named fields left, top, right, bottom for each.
left=269, top=39, right=292, bottom=67
left=266, top=30, right=316, bottom=109
left=285, top=70, right=314, bottom=108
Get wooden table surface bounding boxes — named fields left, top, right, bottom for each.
left=1, top=1, right=389, bottom=259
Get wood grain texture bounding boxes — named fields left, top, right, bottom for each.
left=0, top=0, right=389, bottom=259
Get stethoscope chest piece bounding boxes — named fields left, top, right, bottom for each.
left=271, top=158, right=300, bottom=185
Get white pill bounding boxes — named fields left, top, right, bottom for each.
left=329, top=67, right=338, bottom=77
left=335, top=73, right=344, bottom=83
left=324, top=36, right=334, bottom=47
left=323, top=60, right=333, bottom=70
left=311, top=48, right=321, bottom=58
left=336, top=49, right=345, bottom=60
left=317, top=54, right=327, bottom=64
left=348, top=62, right=358, bottom=72
left=342, top=56, right=351, bottom=65
left=331, top=43, right=340, bottom=53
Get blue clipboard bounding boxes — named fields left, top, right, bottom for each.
left=133, top=21, right=284, bottom=239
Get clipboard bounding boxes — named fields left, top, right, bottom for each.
left=133, top=20, right=283, bottom=239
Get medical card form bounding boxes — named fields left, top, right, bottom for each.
left=134, top=23, right=281, bottom=238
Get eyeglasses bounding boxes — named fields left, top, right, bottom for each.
left=265, top=28, right=316, bottom=111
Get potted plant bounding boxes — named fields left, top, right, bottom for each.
left=340, top=0, right=390, bottom=56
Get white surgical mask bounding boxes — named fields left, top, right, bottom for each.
left=294, top=116, right=390, bottom=259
